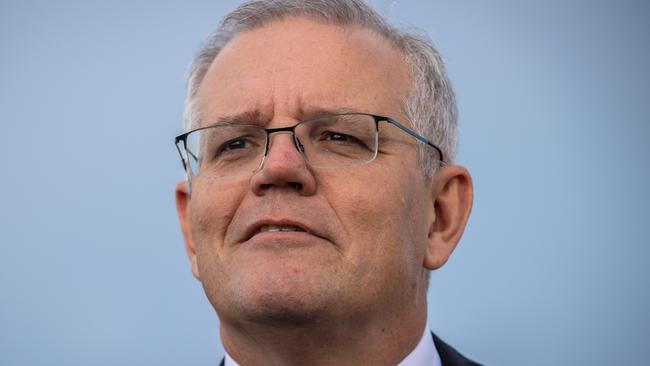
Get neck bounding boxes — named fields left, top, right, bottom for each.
left=220, top=305, right=427, bottom=366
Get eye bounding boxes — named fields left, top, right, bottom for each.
left=215, top=136, right=257, bottom=157
left=326, top=132, right=349, bottom=141
left=321, top=131, right=366, bottom=146
left=224, top=138, right=249, bottom=150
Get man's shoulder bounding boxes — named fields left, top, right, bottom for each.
left=432, top=332, right=483, bottom=366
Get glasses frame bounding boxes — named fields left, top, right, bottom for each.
left=174, top=112, right=444, bottom=178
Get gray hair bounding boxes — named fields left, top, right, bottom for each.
left=183, top=0, right=458, bottom=175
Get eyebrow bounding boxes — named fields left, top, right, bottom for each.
left=212, top=106, right=361, bottom=127
left=299, top=106, right=359, bottom=120
left=214, top=110, right=270, bottom=126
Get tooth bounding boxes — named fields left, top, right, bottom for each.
left=259, top=225, right=305, bottom=233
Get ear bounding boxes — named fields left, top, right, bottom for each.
left=424, top=165, right=473, bottom=270
left=176, top=181, right=200, bottom=280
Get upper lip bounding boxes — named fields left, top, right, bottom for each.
left=242, top=218, right=322, bottom=242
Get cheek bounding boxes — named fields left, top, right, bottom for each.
left=190, top=178, right=248, bottom=258
left=320, top=164, right=426, bottom=266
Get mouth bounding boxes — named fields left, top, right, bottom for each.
left=258, top=224, right=307, bottom=233
left=243, top=220, right=318, bottom=242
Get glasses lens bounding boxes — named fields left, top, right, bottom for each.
left=184, top=124, right=266, bottom=179
left=296, top=114, right=378, bottom=168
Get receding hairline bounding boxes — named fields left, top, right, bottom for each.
left=193, top=14, right=411, bottom=101
left=193, top=15, right=412, bottom=128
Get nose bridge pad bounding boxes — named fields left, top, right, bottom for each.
left=294, top=135, right=306, bottom=155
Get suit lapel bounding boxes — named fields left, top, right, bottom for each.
left=432, top=332, right=482, bottom=366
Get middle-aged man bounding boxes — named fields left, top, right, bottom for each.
left=174, top=0, right=477, bottom=365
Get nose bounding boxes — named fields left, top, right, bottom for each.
left=250, top=132, right=317, bottom=196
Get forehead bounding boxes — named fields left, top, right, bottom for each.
left=195, top=17, right=411, bottom=125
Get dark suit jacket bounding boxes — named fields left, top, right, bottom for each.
left=431, top=333, right=482, bottom=366
left=218, top=332, right=481, bottom=366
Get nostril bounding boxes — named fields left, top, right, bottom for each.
left=259, top=182, right=302, bottom=191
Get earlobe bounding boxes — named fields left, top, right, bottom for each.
left=176, top=181, right=201, bottom=280
left=423, top=165, right=473, bottom=270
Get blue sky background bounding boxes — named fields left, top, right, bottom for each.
left=1, top=1, right=648, bottom=365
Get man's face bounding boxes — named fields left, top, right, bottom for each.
left=178, top=18, right=436, bottom=325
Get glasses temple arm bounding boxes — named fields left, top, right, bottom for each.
left=384, top=118, right=444, bottom=162
left=175, top=139, right=200, bottom=171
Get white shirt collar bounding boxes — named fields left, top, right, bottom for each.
left=397, top=325, right=441, bottom=366
left=224, top=325, right=441, bottom=366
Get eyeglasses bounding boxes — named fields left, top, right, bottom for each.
left=174, top=112, right=443, bottom=180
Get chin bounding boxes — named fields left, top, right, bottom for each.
left=219, top=263, right=337, bottom=327
left=238, top=297, right=323, bottom=327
